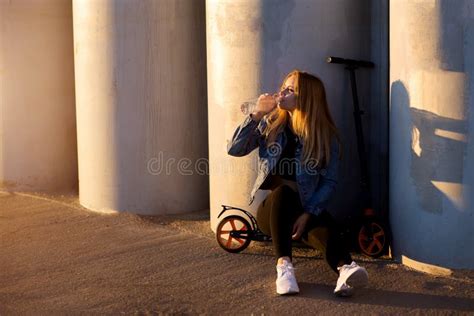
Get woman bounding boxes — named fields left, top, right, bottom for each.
left=227, top=70, right=368, bottom=296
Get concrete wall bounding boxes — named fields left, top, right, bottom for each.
left=390, top=0, right=474, bottom=268
left=207, top=0, right=387, bottom=230
left=368, top=0, right=389, bottom=220
left=0, top=0, right=78, bottom=193
left=206, top=0, right=266, bottom=229
left=73, top=0, right=208, bottom=214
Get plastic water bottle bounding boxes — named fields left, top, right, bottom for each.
left=241, top=93, right=279, bottom=115
left=240, top=98, right=259, bottom=115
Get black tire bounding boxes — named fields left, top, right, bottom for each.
left=358, top=220, right=389, bottom=258
left=216, top=215, right=252, bottom=253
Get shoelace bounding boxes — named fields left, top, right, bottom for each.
left=337, top=261, right=357, bottom=272
left=278, top=264, right=296, bottom=277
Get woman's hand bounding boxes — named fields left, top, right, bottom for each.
left=292, top=212, right=312, bottom=240
left=252, top=93, right=277, bottom=120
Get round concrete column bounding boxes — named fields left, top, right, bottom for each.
left=390, top=0, right=474, bottom=269
left=73, top=0, right=208, bottom=214
left=206, top=0, right=374, bottom=230
left=0, top=0, right=77, bottom=193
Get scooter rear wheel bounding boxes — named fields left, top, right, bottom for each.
left=216, top=215, right=252, bottom=253
left=358, top=221, right=388, bottom=258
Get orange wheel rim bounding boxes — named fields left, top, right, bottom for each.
left=359, top=222, right=385, bottom=255
left=218, top=218, right=248, bottom=249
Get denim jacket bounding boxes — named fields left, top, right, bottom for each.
left=227, top=115, right=340, bottom=216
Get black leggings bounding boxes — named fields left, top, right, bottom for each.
left=256, top=184, right=352, bottom=273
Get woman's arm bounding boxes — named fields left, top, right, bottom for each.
left=227, top=94, right=276, bottom=157
left=227, top=114, right=266, bottom=157
left=305, top=140, right=340, bottom=215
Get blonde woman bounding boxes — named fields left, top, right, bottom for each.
left=227, top=70, right=368, bottom=296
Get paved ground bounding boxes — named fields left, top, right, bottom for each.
left=1, top=191, right=474, bottom=315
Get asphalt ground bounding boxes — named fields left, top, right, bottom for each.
left=1, top=191, right=474, bottom=315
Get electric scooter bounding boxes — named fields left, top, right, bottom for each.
left=327, top=56, right=390, bottom=258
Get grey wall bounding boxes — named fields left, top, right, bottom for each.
left=208, top=0, right=389, bottom=229
left=73, top=0, right=209, bottom=214
left=0, top=0, right=78, bottom=194
left=390, top=0, right=474, bottom=269
left=368, top=0, right=389, bottom=220
left=259, top=0, right=389, bottom=220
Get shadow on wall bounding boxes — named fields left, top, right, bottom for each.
left=258, top=0, right=374, bottom=218
left=391, top=81, right=467, bottom=214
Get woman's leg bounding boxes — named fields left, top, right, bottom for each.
left=301, top=211, right=352, bottom=273
left=257, top=185, right=303, bottom=295
left=302, top=211, right=368, bottom=296
left=256, top=185, right=302, bottom=262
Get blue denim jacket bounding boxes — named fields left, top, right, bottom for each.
left=227, top=115, right=340, bottom=216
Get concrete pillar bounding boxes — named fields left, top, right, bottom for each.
left=72, top=0, right=208, bottom=214
left=207, top=0, right=375, bottom=230
left=0, top=0, right=78, bottom=193
left=390, top=0, right=474, bottom=269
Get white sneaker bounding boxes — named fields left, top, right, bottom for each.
left=334, top=261, right=368, bottom=297
left=276, top=261, right=300, bottom=295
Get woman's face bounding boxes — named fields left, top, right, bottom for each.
left=278, top=75, right=297, bottom=113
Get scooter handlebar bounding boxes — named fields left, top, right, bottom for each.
left=326, top=56, right=374, bottom=68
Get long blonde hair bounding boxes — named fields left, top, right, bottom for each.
left=264, top=70, right=341, bottom=167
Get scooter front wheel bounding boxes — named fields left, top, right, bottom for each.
left=216, top=215, right=252, bottom=253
